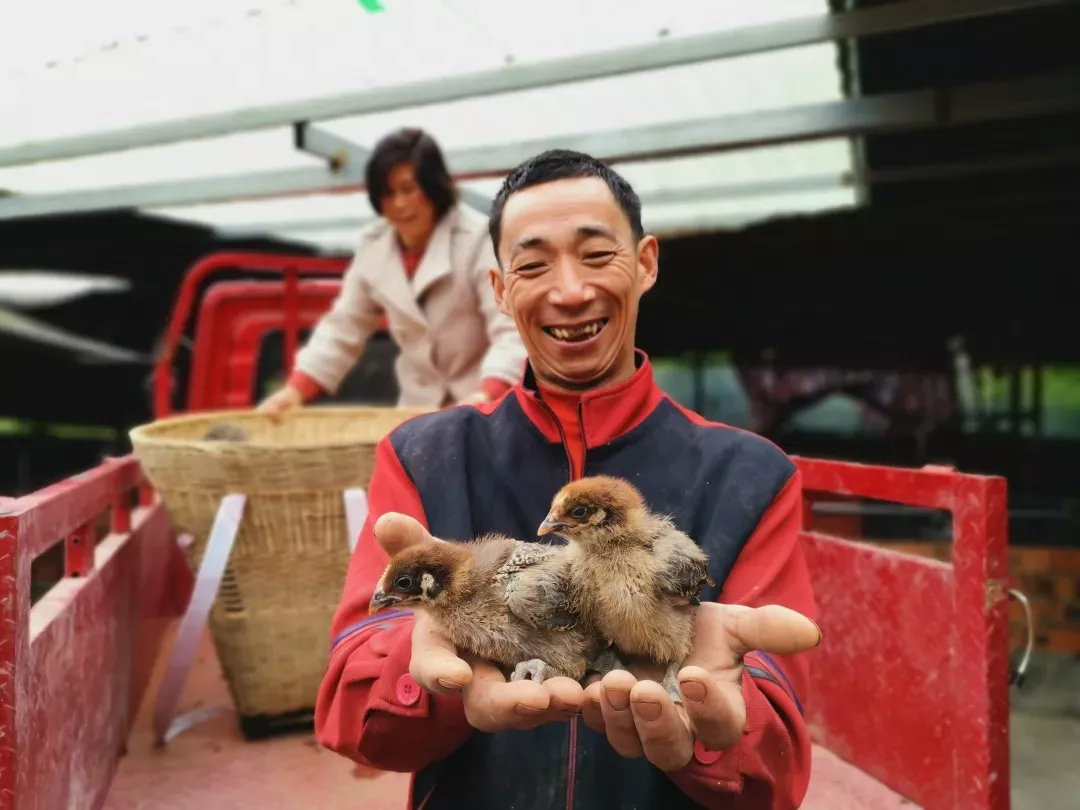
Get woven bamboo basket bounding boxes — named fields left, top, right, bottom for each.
left=129, top=405, right=430, bottom=722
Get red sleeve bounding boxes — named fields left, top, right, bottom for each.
left=480, top=377, right=513, bottom=402
left=668, top=468, right=817, bottom=810
left=287, top=369, right=324, bottom=402
left=313, top=436, right=472, bottom=771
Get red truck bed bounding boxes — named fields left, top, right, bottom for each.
left=0, top=252, right=1012, bottom=809
left=102, top=626, right=913, bottom=810
left=0, top=451, right=1009, bottom=810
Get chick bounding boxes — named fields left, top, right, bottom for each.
left=202, top=422, right=249, bottom=442
left=369, top=517, right=604, bottom=683
left=538, top=475, right=715, bottom=703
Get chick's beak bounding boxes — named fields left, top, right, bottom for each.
left=537, top=513, right=568, bottom=536
left=368, top=589, right=401, bottom=615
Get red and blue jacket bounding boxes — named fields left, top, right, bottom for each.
left=315, top=350, right=817, bottom=810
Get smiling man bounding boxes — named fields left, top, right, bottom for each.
left=315, top=150, right=821, bottom=810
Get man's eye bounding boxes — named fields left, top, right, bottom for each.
left=583, top=251, right=614, bottom=262
left=571, top=506, right=588, bottom=519
left=394, top=575, right=414, bottom=590
left=514, top=263, right=545, bottom=274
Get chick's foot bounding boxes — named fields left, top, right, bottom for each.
left=661, top=661, right=683, bottom=704
left=588, top=647, right=628, bottom=678
left=511, top=658, right=563, bottom=684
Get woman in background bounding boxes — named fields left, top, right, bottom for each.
left=258, top=127, right=526, bottom=415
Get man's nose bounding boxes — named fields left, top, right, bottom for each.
left=548, top=259, right=595, bottom=307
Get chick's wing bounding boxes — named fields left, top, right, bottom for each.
left=651, top=520, right=715, bottom=607
left=495, top=541, right=580, bottom=632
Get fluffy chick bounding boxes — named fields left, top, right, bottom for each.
left=539, top=475, right=715, bottom=703
left=369, top=524, right=604, bottom=683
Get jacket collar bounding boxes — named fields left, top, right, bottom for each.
left=369, top=205, right=462, bottom=326
left=513, top=349, right=664, bottom=448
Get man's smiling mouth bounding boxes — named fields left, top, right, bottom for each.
left=542, top=318, right=609, bottom=343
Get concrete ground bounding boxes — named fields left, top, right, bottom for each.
left=1009, top=652, right=1080, bottom=810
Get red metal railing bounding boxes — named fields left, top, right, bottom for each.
left=186, top=279, right=345, bottom=412
left=795, top=457, right=1009, bottom=810
left=153, top=252, right=350, bottom=418
left=0, top=458, right=191, bottom=810
left=0, top=455, right=1010, bottom=810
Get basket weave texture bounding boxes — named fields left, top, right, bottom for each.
left=129, top=405, right=429, bottom=718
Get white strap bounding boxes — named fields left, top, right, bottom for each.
left=343, top=488, right=369, bottom=553
left=153, top=493, right=246, bottom=745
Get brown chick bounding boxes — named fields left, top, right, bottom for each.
left=369, top=520, right=606, bottom=683
left=202, top=422, right=250, bottom=442
left=538, top=475, right=715, bottom=703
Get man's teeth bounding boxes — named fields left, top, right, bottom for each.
left=548, top=321, right=604, bottom=341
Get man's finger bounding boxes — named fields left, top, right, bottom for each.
left=542, top=676, right=587, bottom=719
left=581, top=680, right=606, bottom=734
left=373, top=512, right=439, bottom=557
left=410, top=615, right=472, bottom=694
left=677, top=665, right=745, bottom=751
left=723, top=604, right=822, bottom=657
left=462, top=659, right=551, bottom=733
left=628, top=680, right=694, bottom=772
left=599, top=671, right=645, bottom=759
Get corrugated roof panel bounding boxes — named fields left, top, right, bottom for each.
left=0, top=0, right=854, bottom=237
left=318, top=42, right=841, bottom=152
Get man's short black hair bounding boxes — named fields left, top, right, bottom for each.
left=365, top=127, right=458, bottom=220
left=488, top=149, right=644, bottom=259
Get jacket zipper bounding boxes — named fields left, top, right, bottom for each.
left=534, top=396, right=584, bottom=810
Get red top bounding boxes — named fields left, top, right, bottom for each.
left=314, top=353, right=815, bottom=809
left=287, top=243, right=512, bottom=402
left=536, top=385, right=585, bottom=478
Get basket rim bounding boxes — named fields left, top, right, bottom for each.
left=129, top=404, right=433, bottom=452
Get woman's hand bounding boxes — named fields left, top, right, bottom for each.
left=256, top=384, right=304, bottom=421
left=458, top=391, right=491, bottom=406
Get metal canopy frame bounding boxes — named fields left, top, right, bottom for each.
left=212, top=145, right=1080, bottom=238
left=0, top=0, right=1072, bottom=224
left=1, top=70, right=1077, bottom=222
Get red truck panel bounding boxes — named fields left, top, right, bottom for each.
left=0, top=459, right=192, bottom=810
left=154, top=252, right=355, bottom=418
left=0, top=253, right=1011, bottom=809
left=797, top=458, right=1009, bottom=810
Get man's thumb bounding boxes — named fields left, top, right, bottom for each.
left=373, top=512, right=437, bottom=556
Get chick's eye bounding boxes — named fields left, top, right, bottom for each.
left=394, top=574, right=414, bottom=591
left=571, top=506, right=588, bottom=519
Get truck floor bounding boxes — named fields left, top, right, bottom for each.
left=103, top=627, right=914, bottom=810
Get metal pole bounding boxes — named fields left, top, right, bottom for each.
left=0, top=71, right=1077, bottom=221
left=0, top=0, right=1062, bottom=168
left=210, top=144, right=1080, bottom=237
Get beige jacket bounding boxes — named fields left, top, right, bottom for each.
left=293, top=204, right=527, bottom=408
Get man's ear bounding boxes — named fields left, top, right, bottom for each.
left=636, top=234, right=659, bottom=294
left=489, top=267, right=512, bottom=316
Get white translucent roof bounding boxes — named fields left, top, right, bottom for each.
left=0, top=0, right=858, bottom=250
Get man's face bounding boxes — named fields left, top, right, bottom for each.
left=490, top=177, right=658, bottom=391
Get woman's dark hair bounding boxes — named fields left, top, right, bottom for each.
left=365, top=128, right=457, bottom=220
